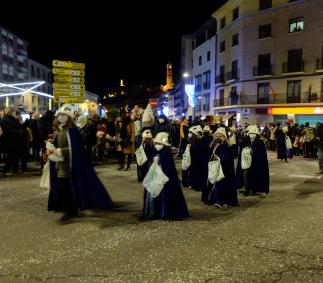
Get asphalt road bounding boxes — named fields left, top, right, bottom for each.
left=0, top=152, right=323, bottom=282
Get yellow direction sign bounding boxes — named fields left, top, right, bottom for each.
left=52, top=68, right=85, bottom=76
left=52, top=60, right=85, bottom=70
left=54, top=97, right=84, bottom=103
left=53, top=83, right=85, bottom=90
left=54, top=76, right=85, bottom=83
left=54, top=89, right=85, bottom=97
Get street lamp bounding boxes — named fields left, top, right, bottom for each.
left=183, top=72, right=190, bottom=78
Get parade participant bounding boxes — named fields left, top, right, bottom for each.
left=276, top=123, right=288, bottom=162
left=177, top=117, right=189, bottom=158
left=206, top=127, right=238, bottom=207
left=188, top=125, right=203, bottom=191
left=120, top=115, right=135, bottom=171
left=236, top=125, right=269, bottom=196
left=200, top=125, right=214, bottom=202
left=315, top=122, right=323, bottom=174
left=47, top=104, right=113, bottom=222
left=137, top=129, right=155, bottom=182
left=142, top=132, right=189, bottom=220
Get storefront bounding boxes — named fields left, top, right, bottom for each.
left=268, top=106, right=323, bottom=126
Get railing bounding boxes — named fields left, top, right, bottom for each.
left=282, top=61, right=305, bottom=73
left=203, top=82, right=211, bottom=90
left=213, top=92, right=323, bottom=107
left=253, top=65, right=273, bottom=76
left=316, top=59, right=323, bottom=70
left=215, top=74, right=225, bottom=84
left=226, top=69, right=240, bottom=81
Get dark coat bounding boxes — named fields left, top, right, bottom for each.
left=48, top=127, right=113, bottom=211
left=200, top=135, right=214, bottom=202
left=0, top=114, right=21, bottom=150
left=208, top=143, right=238, bottom=206
left=143, top=148, right=189, bottom=220
left=276, top=129, right=287, bottom=160
left=137, top=142, right=155, bottom=182
left=189, top=139, right=204, bottom=191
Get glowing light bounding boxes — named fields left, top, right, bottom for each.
left=0, top=81, right=53, bottom=98
left=185, top=84, right=195, bottom=107
left=271, top=107, right=323, bottom=115
left=163, top=106, right=169, bottom=116
left=183, top=72, right=190, bottom=78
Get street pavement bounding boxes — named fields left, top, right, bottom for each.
left=0, top=152, right=323, bottom=283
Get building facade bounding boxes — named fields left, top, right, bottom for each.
left=0, top=26, right=28, bottom=109
left=27, top=59, right=53, bottom=112
left=212, top=0, right=323, bottom=126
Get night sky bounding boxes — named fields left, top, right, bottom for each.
left=1, top=1, right=227, bottom=96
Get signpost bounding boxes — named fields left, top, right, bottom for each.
left=52, top=60, right=85, bottom=107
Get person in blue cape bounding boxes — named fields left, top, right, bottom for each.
left=200, top=125, right=214, bottom=203
left=207, top=127, right=238, bottom=207
left=188, top=125, right=204, bottom=191
left=137, top=129, right=155, bottom=182
left=236, top=125, right=269, bottom=196
left=47, top=104, right=113, bottom=222
left=143, top=132, right=189, bottom=220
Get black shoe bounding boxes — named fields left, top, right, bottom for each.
left=117, top=167, right=124, bottom=171
left=123, top=167, right=130, bottom=171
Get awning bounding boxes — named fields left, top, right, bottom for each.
left=222, top=113, right=236, bottom=121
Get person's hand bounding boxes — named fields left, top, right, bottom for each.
left=213, top=154, right=220, bottom=160
left=153, top=156, right=160, bottom=162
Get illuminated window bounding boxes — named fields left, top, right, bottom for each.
left=289, top=17, right=304, bottom=33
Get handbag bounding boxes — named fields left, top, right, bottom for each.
left=241, top=147, right=252, bottom=169
left=135, top=144, right=148, bottom=166
left=208, top=159, right=225, bottom=184
left=40, top=161, right=50, bottom=190
left=143, top=158, right=169, bottom=198
left=285, top=136, right=293, bottom=150
left=182, top=144, right=191, bottom=170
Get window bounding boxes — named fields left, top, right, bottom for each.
left=42, top=70, right=46, bottom=80
left=203, top=71, right=211, bottom=90
left=287, top=80, right=301, bottom=103
left=286, top=49, right=303, bottom=72
left=219, top=89, right=225, bottom=106
left=230, top=86, right=239, bottom=105
left=8, top=65, right=14, bottom=76
left=220, top=17, right=226, bottom=29
left=289, top=17, right=304, bottom=33
left=199, top=56, right=202, bottom=66
left=232, top=60, right=238, bottom=79
left=233, top=7, right=239, bottom=21
left=203, top=93, right=210, bottom=111
left=207, top=51, right=211, bottom=62
left=195, top=75, right=202, bottom=92
left=259, top=24, right=272, bottom=39
left=220, top=65, right=225, bottom=83
left=259, top=0, right=272, bottom=10
left=257, top=83, right=270, bottom=104
left=2, top=63, right=8, bottom=74
left=31, top=65, right=35, bottom=77
left=47, top=72, right=51, bottom=82
left=258, top=54, right=271, bottom=75
left=232, top=34, right=239, bottom=47
left=37, top=67, right=40, bottom=79
left=220, top=41, right=225, bottom=53
left=2, top=44, right=8, bottom=55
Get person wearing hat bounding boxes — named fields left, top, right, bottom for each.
left=137, top=129, right=155, bottom=182
left=185, top=125, right=204, bottom=191
left=204, top=127, right=238, bottom=207
left=236, top=125, right=269, bottom=196
left=143, top=132, right=189, bottom=220
left=47, top=104, right=113, bottom=222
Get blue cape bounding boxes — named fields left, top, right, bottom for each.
left=48, top=127, right=113, bottom=211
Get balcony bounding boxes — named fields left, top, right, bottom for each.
left=316, top=59, right=323, bottom=71
left=17, top=49, right=27, bottom=57
left=215, top=74, right=225, bottom=84
left=282, top=61, right=305, bottom=73
left=253, top=65, right=273, bottom=76
left=213, top=92, right=323, bottom=108
left=225, top=69, right=239, bottom=82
